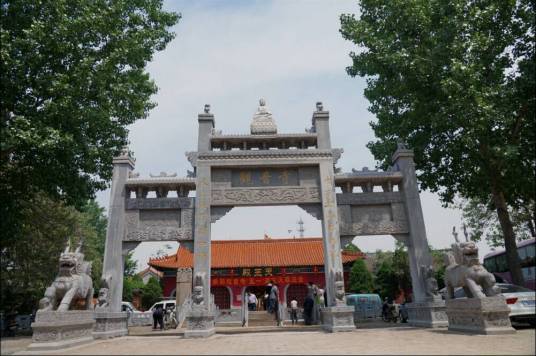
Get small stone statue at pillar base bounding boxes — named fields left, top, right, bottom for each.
left=406, top=265, right=448, bottom=328
left=319, top=270, right=355, bottom=333
left=93, top=275, right=129, bottom=340
left=184, top=272, right=215, bottom=338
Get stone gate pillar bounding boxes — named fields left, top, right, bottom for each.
left=392, top=145, right=447, bottom=327
left=314, top=107, right=354, bottom=332
left=185, top=109, right=216, bottom=338
left=102, top=147, right=135, bottom=312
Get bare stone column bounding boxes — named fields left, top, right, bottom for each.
left=392, top=145, right=447, bottom=327
left=102, top=147, right=135, bottom=312
left=176, top=267, right=193, bottom=307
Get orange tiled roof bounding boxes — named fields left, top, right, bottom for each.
left=148, top=238, right=363, bottom=269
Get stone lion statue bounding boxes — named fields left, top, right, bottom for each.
left=39, top=241, right=94, bottom=312
left=444, top=241, right=499, bottom=299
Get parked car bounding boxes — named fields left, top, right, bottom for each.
left=452, top=283, right=535, bottom=326
left=122, top=301, right=153, bottom=326
left=346, top=294, right=382, bottom=321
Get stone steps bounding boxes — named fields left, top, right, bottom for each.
left=247, top=311, right=277, bottom=326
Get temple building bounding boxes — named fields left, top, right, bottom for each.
left=148, top=237, right=363, bottom=310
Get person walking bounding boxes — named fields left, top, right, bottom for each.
left=247, top=291, right=258, bottom=311
left=265, top=282, right=273, bottom=312
left=269, top=283, right=280, bottom=325
left=289, top=297, right=299, bottom=325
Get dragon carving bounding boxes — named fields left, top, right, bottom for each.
left=38, top=241, right=94, bottom=312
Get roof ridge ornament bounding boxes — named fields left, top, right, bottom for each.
left=250, top=98, right=277, bottom=135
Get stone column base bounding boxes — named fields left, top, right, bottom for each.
left=184, top=307, right=216, bottom=338
left=26, top=310, right=95, bottom=352
left=93, top=312, right=129, bottom=339
left=407, top=300, right=448, bottom=328
left=320, top=306, right=355, bottom=332
left=446, top=296, right=515, bottom=335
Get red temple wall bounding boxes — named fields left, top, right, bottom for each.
left=160, top=271, right=350, bottom=307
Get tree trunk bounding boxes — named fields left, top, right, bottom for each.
left=490, top=187, right=525, bottom=286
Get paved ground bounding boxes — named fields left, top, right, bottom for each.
left=3, top=325, right=534, bottom=355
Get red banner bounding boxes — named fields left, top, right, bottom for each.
left=211, top=275, right=306, bottom=287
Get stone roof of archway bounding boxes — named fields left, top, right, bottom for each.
left=148, top=237, right=363, bottom=270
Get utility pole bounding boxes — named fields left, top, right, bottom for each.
left=297, top=217, right=305, bottom=238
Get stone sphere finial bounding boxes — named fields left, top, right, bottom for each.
left=316, top=101, right=323, bottom=111
left=204, top=104, right=210, bottom=114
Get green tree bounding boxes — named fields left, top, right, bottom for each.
left=123, top=252, right=138, bottom=278
left=0, top=0, right=180, bottom=247
left=123, top=274, right=144, bottom=303
left=341, top=0, right=535, bottom=286
left=0, top=197, right=107, bottom=313
left=349, top=258, right=374, bottom=293
left=141, top=276, right=163, bottom=310
left=460, top=198, right=535, bottom=248
left=374, top=261, right=398, bottom=299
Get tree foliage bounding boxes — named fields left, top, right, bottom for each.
left=141, top=276, right=163, bottom=310
left=460, top=198, right=535, bottom=247
left=341, top=0, right=535, bottom=285
left=0, top=0, right=180, bottom=245
left=349, top=258, right=374, bottom=293
left=0, top=197, right=107, bottom=314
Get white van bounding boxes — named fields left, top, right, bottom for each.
left=149, top=300, right=176, bottom=312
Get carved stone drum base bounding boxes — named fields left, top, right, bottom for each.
left=407, top=300, right=448, bottom=328
left=184, top=307, right=216, bottom=338
left=446, top=296, right=515, bottom=335
left=26, top=311, right=95, bottom=352
left=93, top=312, right=128, bottom=339
left=320, top=306, right=355, bottom=332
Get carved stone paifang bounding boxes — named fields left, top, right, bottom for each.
left=211, top=187, right=321, bottom=206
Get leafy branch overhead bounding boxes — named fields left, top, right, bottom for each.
left=341, top=0, right=534, bottom=286
left=0, top=0, right=180, bottom=243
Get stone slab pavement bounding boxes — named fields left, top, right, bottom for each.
left=3, top=326, right=534, bottom=355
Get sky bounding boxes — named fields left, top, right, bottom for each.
left=95, top=0, right=494, bottom=271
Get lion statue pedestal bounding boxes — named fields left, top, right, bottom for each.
left=444, top=239, right=515, bottom=335
left=26, top=311, right=95, bottom=352
left=26, top=242, right=96, bottom=352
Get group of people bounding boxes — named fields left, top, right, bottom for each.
left=245, top=281, right=325, bottom=326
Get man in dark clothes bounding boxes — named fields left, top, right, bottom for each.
left=303, top=289, right=315, bottom=325
left=153, top=305, right=164, bottom=330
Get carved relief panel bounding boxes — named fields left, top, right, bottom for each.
left=337, top=193, right=409, bottom=236
left=211, top=166, right=321, bottom=206
left=123, top=208, right=194, bottom=242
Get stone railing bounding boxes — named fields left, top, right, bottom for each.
left=125, top=175, right=196, bottom=198
left=335, top=168, right=403, bottom=193
left=128, top=312, right=152, bottom=327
